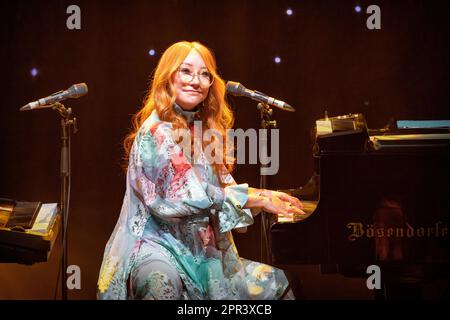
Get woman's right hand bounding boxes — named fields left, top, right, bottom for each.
left=260, top=190, right=305, bottom=218
left=246, top=187, right=305, bottom=219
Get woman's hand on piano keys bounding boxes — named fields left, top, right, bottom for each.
left=246, top=188, right=305, bottom=219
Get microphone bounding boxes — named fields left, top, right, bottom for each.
left=226, top=81, right=295, bottom=112
left=20, top=83, right=88, bottom=111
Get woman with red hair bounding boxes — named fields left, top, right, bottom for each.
left=97, top=41, right=304, bottom=300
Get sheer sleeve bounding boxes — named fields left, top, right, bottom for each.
left=216, top=180, right=254, bottom=233
left=128, top=121, right=253, bottom=232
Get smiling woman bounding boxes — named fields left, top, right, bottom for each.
left=97, top=41, right=304, bottom=300
left=173, top=54, right=214, bottom=110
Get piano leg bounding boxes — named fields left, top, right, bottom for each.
left=283, top=269, right=305, bottom=300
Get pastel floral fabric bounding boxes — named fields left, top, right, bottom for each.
left=97, top=105, right=290, bottom=299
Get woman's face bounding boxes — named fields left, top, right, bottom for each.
left=173, top=49, right=211, bottom=110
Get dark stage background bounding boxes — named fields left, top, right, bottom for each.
left=1, top=0, right=449, bottom=299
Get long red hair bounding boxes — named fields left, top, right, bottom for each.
left=123, top=41, right=235, bottom=179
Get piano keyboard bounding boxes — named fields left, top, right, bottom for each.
left=0, top=203, right=60, bottom=264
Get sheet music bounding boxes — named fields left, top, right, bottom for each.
left=30, top=203, right=58, bottom=233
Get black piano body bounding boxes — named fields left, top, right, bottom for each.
left=270, top=115, right=450, bottom=298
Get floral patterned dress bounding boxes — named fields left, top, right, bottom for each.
left=97, top=104, right=290, bottom=300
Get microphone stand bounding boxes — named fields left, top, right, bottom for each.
left=51, top=102, right=77, bottom=300
left=257, top=102, right=276, bottom=265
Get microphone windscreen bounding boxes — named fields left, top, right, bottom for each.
left=226, top=81, right=245, bottom=96
left=68, top=83, right=88, bottom=98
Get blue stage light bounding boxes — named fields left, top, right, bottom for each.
left=30, top=68, right=39, bottom=77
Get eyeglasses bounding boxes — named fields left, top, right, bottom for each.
left=177, top=66, right=214, bottom=88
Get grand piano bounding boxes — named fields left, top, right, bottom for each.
left=270, top=114, right=450, bottom=299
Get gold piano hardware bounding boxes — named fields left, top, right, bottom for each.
left=370, top=133, right=450, bottom=150
left=346, top=221, right=448, bottom=241
left=316, top=113, right=367, bottom=136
